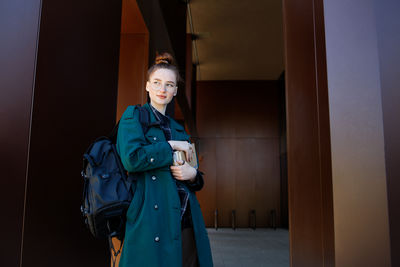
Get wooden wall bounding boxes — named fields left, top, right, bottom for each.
left=283, top=0, right=335, bottom=265
left=116, top=0, right=149, bottom=120
left=195, top=80, right=282, bottom=228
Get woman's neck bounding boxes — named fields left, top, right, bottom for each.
left=149, top=101, right=167, bottom=115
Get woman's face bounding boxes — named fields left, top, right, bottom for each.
left=146, top=68, right=177, bottom=106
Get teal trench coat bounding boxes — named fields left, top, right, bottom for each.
left=116, top=103, right=213, bottom=267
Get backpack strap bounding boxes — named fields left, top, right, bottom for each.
left=109, top=104, right=153, bottom=143
left=137, top=105, right=151, bottom=136
left=109, top=119, right=122, bottom=143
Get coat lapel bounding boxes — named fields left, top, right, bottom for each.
left=142, top=102, right=160, bottom=125
left=143, top=102, right=190, bottom=141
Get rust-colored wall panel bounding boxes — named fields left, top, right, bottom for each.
left=116, top=33, right=148, bottom=119
left=235, top=139, right=257, bottom=227
left=215, top=138, right=237, bottom=227
left=233, top=81, right=280, bottom=138
left=214, top=88, right=236, bottom=138
left=254, top=139, right=281, bottom=227
left=283, top=0, right=335, bottom=265
left=196, top=83, right=217, bottom=138
left=196, top=81, right=282, bottom=228
left=116, top=0, right=149, bottom=121
left=120, top=0, right=147, bottom=34
left=196, top=139, right=217, bottom=227
left=197, top=81, right=280, bottom=139
left=185, top=34, right=193, bottom=108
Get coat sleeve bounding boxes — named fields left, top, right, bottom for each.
left=184, top=140, right=204, bottom=192
left=116, top=106, right=173, bottom=173
left=184, top=170, right=204, bottom=192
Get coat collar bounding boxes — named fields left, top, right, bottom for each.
left=142, top=102, right=185, bottom=131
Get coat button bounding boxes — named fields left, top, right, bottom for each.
left=154, top=236, right=160, bottom=242
left=154, top=204, right=159, bottom=210
left=150, top=158, right=155, bottom=163
left=153, top=137, right=157, bottom=141
left=152, top=176, right=157, bottom=181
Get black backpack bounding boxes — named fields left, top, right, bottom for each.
left=80, top=105, right=150, bottom=261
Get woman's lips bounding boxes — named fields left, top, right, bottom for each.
left=157, top=95, right=167, bottom=99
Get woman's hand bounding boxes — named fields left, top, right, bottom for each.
left=167, top=140, right=193, bottom=162
left=170, top=160, right=197, bottom=182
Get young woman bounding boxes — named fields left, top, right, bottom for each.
left=116, top=52, right=213, bottom=267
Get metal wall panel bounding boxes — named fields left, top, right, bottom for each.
left=20, top=0, right=123, bottom=266
left=0, top=1, right=42, bottom=266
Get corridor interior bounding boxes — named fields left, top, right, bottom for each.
left=184, top=1, right=289, bottom=266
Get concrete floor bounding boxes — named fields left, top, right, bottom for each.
left=207, top=228, right=289, bottom=267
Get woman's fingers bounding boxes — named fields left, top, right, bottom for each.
left=170, top=165, right=183, bottom=180
left=170, top=165, right=184, bottom=180
left=170, top=162, right=196, bottom=181
left=171, top=141, right=193, bottom=161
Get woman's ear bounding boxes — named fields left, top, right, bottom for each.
left=145, top=81, right=150, bottom=92
left=174, top=87, right=178, bottom=96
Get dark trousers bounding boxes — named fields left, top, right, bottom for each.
left=182, top=227, right=199, bottom=267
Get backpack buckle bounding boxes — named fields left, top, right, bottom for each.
left=81, top=171, right=88, bottom=179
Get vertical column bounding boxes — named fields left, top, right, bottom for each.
left=374, top=0, right=400, bottom=265
left=283, top=0, right=335, bottom=265
left=324, top=0, right=391, bottom=266
left=185, top=34, right=193, bottom=109
left=117, top=0, right=149, bottom=120
left=0, top=1, right=42, bottom=266
left=20, top=0, right=123, bottom=266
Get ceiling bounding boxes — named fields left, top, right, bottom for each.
left=187, top=0, right=285, bottom=81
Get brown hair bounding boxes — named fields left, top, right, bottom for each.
left=147, top=52, right=182, bottom=83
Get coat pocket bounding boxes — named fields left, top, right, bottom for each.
left=126, top=179, right=144, bottom=224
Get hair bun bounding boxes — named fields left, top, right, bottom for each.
left=155, top=52, right=174, bottom=65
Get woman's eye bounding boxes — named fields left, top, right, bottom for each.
left=166, top=84, right=175, bottom=88
left=153, top=81, right=160, bottom=85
